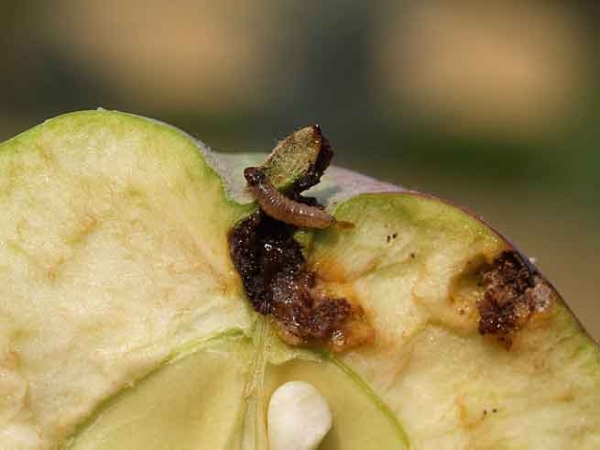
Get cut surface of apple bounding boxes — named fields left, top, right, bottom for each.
left=67, top=333, right=250, bottom=450
left=0, top=110, right=598, bottom=449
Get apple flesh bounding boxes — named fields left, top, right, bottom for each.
left=0, top=111, right=598, bottom=449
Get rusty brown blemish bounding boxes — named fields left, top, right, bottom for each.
left=557, top=391, right=575, bottom=403
left=309, top=279, right=375, bottom=351
left=47, top=255, right=67, bottom=281
left=310, top=258, right=350, bottom=283
left=457, top=397, right=484, bottom=429
left=35, top=141, right=58, bottom=166
left=68, top=213, right=100, bottom=246
left=2, top=349, right=21, bottom=370
left=478, top=251, right=554, bottom=348
left=229, top=211, right=372, bottom=351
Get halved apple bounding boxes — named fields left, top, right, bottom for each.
left=0, top=111, right=597, bottom=449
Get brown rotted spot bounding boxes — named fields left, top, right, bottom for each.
left=229, top=211, right=372, bottom=351
left=478, top=251, right=554, bottom=348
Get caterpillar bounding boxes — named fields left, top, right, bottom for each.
left=244, top=167, right=337, bottom=229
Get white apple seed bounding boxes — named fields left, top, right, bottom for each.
left=267, top=381, right=332, bottom=450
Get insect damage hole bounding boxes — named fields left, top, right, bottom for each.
left=229, top=127, right=370, bottom=351
left=477, top=251, right=555, bottom=348
left=229, top=210, right=372, bottom=351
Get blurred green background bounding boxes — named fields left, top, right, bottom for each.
left=1, top=0, right=598, bottom=338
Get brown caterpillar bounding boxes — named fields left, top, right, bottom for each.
left=244, top=167, right=338, bottom=229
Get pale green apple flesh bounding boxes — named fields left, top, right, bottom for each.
left=0, top=111, right=598, bottom=449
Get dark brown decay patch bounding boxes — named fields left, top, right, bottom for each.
left=229, top=211, right=371, bottom=351
left=478, top=251, right=554, bottom=348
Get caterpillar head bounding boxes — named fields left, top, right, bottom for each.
left=244, top=167, right=267, bottom=187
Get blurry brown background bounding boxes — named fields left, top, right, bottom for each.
left=1, top=0, right=598, bottom=338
